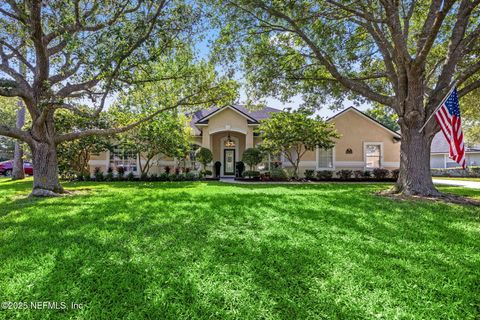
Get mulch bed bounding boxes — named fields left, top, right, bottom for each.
left=378, top=190, right=480, bottom=206
left=234, top=177, right=397, bottom=183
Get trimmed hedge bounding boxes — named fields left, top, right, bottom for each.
left=431, top=166, right=480, bottom=177
left=242, top=170, right=261, bottom=178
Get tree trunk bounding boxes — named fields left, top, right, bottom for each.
left=12, top=104, right=25, bottom=180
left=30, top=141, right=64, bottom=197
left=393, top=125, right=439, bottom=196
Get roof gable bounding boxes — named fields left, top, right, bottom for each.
left=328, top=107, right=401, bottom=138
left=196, top=105, right=258, bottom=124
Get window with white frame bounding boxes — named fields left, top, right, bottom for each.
left=365, top=144, right=382, bottom=168
left=317, top=148, right=334, bottom=168
left=109, top=147, right=137, bottom=173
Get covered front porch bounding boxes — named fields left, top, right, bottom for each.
left=201, top=128, right=255, bottom=177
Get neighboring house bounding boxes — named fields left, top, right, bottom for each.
left=430, top=132, right=480, bottom=168
left=88, top=105, right=401, bottom=177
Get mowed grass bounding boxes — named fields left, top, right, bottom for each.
left=0, top=179, right=479, bottom=320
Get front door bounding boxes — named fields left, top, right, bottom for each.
left=224, top=149, right=235, bottom=175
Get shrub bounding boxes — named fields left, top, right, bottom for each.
left=337, top=169, right=352, bottom=180
left=159, top=172, right=169, bottom=181
left=185, top=172, right=197, bottom=180
left=164, top=166, right=171, bottom=174
left=149, top=173, right=158, bottom=181
left=242, top=170, right=260, bottom=178
left=214, top=161, right=222, bottom=177
left=260, top=172, right=271, bottom=181
left=270, top=168, right=288, bottom=181
left=470, top=166, right=480, bottom=177
left=140, top=172, right=149, bottom=181
left=236, top=161, right=245, bottom=177
left=372, top=168, right=389, bottom=179
left=242, top=148, right=263, bottom=170
left=316, top=170, right=333, bottom=180
left=94, top=167, right=104, bottom=181
left=126, top=172, right=135, bottom=181
left=353, top=170, right=364, bottom=179
left=390, top=169, right=400, bottom=180
left=117, top=166, right=125, bottom=180
left=105, top=167, right=114, bottom=181
left=203, top=169, right=213, bottom=176
left=196, top=147, right=213, bottom=169
left=175, top=167, right=180, bottom=175
left=304, top=169, right=315, bottom=180
left=363, top=170, right=371, bottom=178
left=76, top=172, right=84, bottom=181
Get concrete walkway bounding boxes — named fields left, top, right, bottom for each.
left=432, top=178, right=480, bottom=189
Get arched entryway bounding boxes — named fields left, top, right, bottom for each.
left=210, top=131, right=246, bottom=177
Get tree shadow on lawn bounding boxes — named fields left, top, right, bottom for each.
left=0, top=182, right=479, bottom=319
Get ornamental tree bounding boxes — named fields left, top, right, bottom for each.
left=55, top=108, right=114, bottom=179
left=242, top=147, right=263, bottom=170
left=120, top=111, right=191, bottom=176
left=212, top=0, right=480, bottom=196
left=196, top=147, right=213, bottom=170
left=257, top=111, right=338, bottom=178
left=0, top=0, right=236, bottom=196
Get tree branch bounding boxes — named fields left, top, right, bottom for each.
left=458, top=79, right=480, bottom=97
left=252, top=1, right=393, bottom=106
left=54, top=84, right=226, bottom=143
left=0, top=124, right=32, bottom=144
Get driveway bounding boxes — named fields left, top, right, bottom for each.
left=433, top=178, right=480, bottom=189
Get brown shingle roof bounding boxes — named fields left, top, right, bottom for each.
left=189, top=105, right=282, bottom=136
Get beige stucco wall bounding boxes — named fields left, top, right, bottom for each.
left=90, top=151, right=108, bottom=161
left=332, top=109, right=400, bottom=169
left=302, top=149, right=317, bottom=161
left=207, top=108, right=249, bottom=136
left=211, top=131, right=246, bottom=163
left=87, top=107, right=401, bottom=176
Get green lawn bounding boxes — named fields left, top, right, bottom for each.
left=0, top=179, right=479, bottom=320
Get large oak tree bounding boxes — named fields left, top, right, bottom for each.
left=0, top=0, right=235, bottom=196
left=212, top=0, right=480, bottom=195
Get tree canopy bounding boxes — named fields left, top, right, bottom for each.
left=0, top=0, right=237, bottom=195
left=242, top=147, right=263, bottom=170
left=210, top=0, right=480, bottom=195
left=257, top=110, right=338, bottom=178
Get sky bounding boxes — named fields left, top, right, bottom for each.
left=194, top=27, right=372, bottom=119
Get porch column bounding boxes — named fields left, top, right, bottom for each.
left=202, top=128, right=211, bottom=149
left=246, top=127, right=254, bottom=149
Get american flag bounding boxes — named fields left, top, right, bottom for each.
left=434, top=88, right=467, bottom=169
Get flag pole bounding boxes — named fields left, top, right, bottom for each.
left=418, top=80, right=459, bottom=133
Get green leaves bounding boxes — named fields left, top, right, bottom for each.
left=258, top=110, right=338, bottom=154
left=196, top=147, right=213, bottom=167
left=256, top=110, right=339, bottom=177
left=242, top=147, right=263, bottom=170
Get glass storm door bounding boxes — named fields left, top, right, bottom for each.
left=224, top=149, right=235, bottom=175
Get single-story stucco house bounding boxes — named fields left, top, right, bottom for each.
left=88, top=105, right=401, bottom=177
left=430, top=131, right=480, bottom=168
